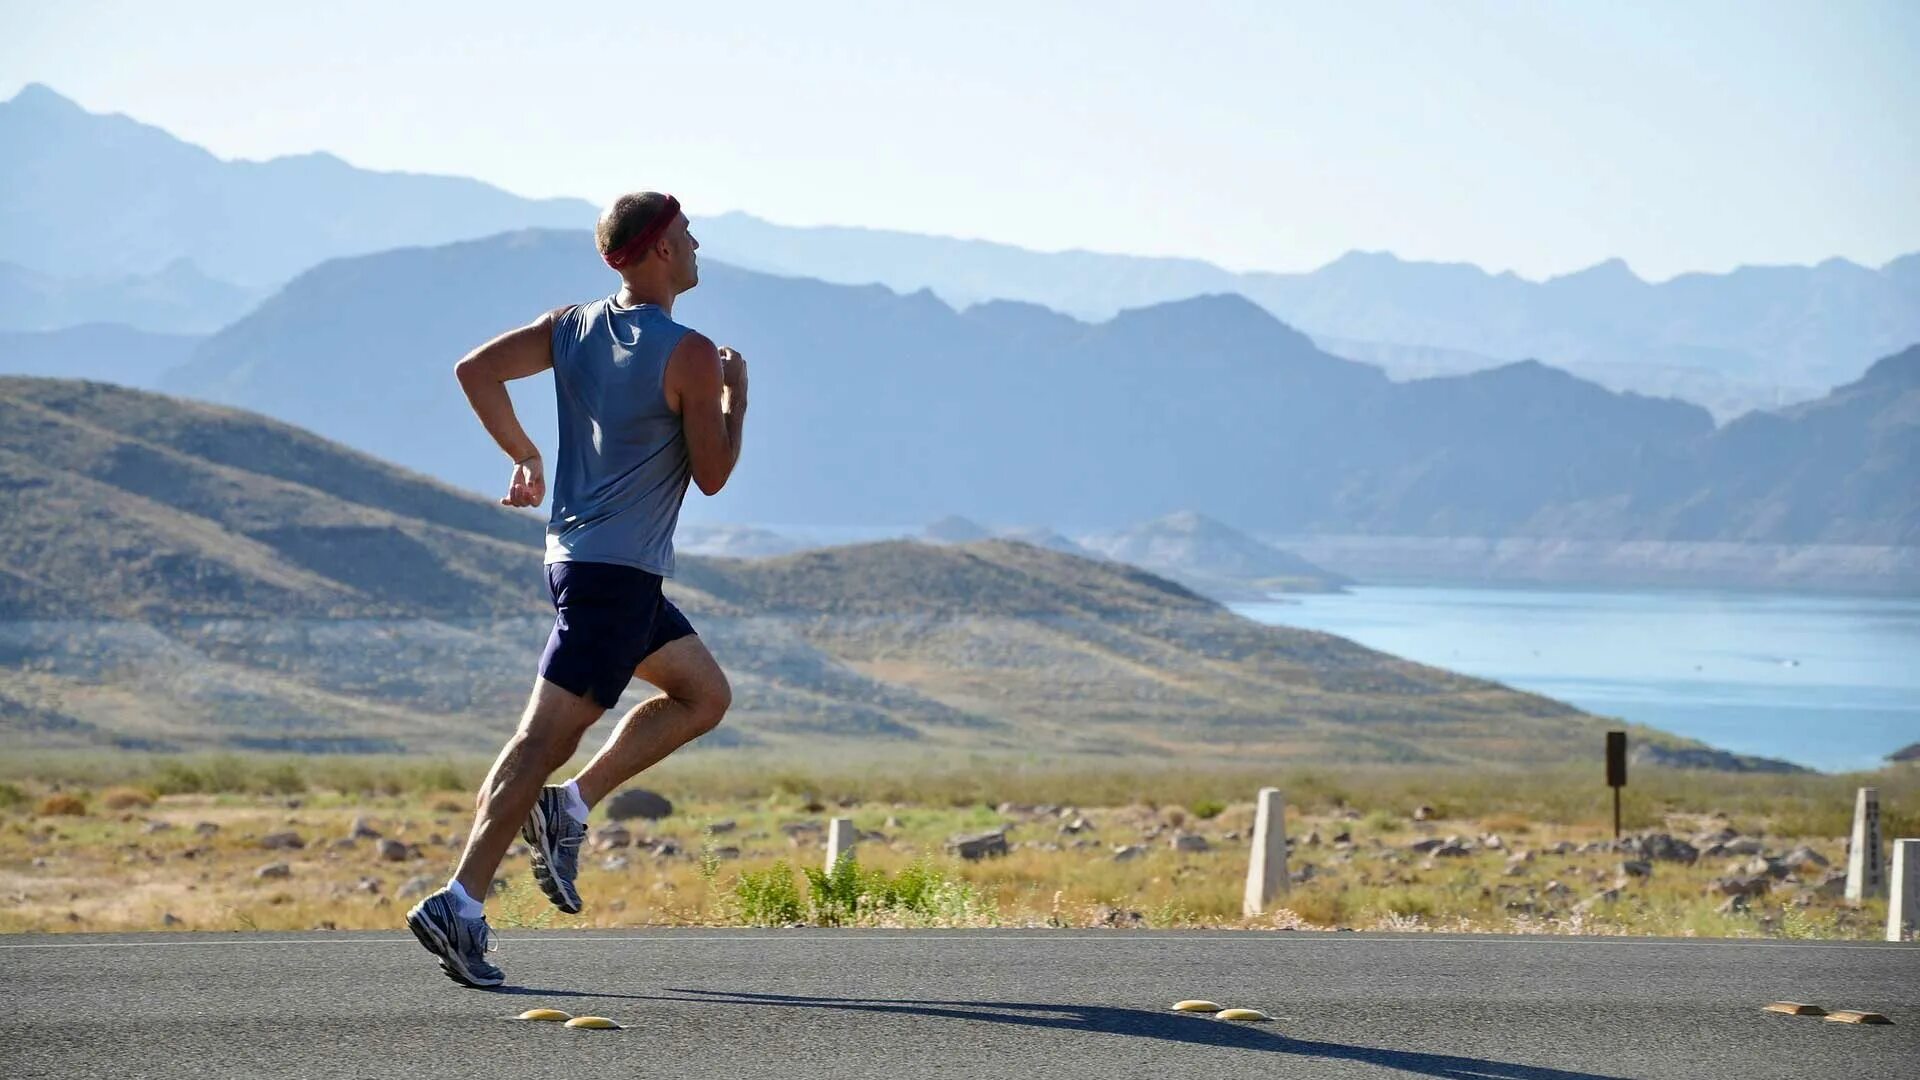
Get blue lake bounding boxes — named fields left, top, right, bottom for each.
left=1231, top=587, right=1920, bottom=773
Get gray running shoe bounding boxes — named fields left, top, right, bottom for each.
left=405, top=889, right=504, bottom=987
left=522, top=785, right=586, bottom=914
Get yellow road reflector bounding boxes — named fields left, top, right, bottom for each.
left=516, top=1008, right=572, bottom=1022
left=565, top=1016, right=622, bottom=1030
left=1762, top=1002, right=1826, bottom=1016
left=1823, top=1010, right=1892, bottom=1025
left=1171, top=1000, right=1224, bottom=1013
left=1215, top=1008, right=1272, bottom=1022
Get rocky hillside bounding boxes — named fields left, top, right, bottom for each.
left=0, top=377, right=1641, bottom=764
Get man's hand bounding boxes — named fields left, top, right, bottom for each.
left=719, top=347, right=748, bottom=406
left=503, top=452, right=545, bottom=508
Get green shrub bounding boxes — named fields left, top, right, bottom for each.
left=734, top=861, right=804, bottom=926
left=1190, top=799, right=1227, bottom=820
left=0, top=781, right=27, bottom=810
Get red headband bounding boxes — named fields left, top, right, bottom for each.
left=603, top=195, right=681, bottom=270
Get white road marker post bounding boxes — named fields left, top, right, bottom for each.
left=1242, top=787, right=1288, bottom=918
left=1845, top=787, right=1885, bottom=903
left=1888, top=839, right=1918, bottom=943
left=825, top=817, right=856, bottom=874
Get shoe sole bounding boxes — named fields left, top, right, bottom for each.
left=405, top=904, right=504, bottom=988
left=522, top=799, right=584, bottom=915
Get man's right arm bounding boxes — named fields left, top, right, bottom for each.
left=455, top=310, right=560, bottom=507
left=666, top=332, right=748, bottom=496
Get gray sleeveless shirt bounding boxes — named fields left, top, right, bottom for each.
left=543, top=298, right=693, bottom=576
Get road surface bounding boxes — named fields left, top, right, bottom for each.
left=3, top=930, right=1914, bottom=1078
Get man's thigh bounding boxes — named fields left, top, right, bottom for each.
left=633, top=635, right=726, bottom=701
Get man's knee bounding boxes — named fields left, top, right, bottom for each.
left=686, top=670, right=731, bottom=734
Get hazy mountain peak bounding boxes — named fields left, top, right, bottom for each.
left=923, top=515, right=992, bottom=543
left=1549, top=257, right=1645, bottom=287
left=7, top=83, right=84, bottom=113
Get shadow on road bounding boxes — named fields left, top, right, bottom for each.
left=657, top=988, right=1629, bottom=1080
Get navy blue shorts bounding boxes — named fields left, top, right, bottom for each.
left=538, top=561, right=697, bottom=709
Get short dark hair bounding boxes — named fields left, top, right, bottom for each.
left=596, top=191, right=676, bottom=259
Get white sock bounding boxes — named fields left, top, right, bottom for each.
left=447, top=879, right=484, bottom=918
left=561, top=780, right=591, bottom=824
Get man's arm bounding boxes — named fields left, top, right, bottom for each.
left=455, top=311, right=560, bottom=507
left=664, top=332, right=748, bottom=496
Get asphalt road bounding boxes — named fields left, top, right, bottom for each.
left=2, top=929, right=1914, bottom=1079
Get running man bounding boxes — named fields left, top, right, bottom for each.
left=407, top=192, right=747, bottom=986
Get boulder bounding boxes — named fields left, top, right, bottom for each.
left=1723, top=837, right=1764, bottom=856
left=1433, top=840, right=1473, bottom=858
left=377, top=838, right=414, bottom=863
left=1811, top=870, right=1847, bottom=897
left=193, top=822, right=221, bottom=837
left=706, top=820, right=737, bottom=835
left=255, top=862, right=292, bottom=880
left=1480, top=834, right=1505, bottom=851
left=260, top=831, right=305, bottom=851
left=349, top=816, right=383, bottom=840
left=604, top=788, right=674, bottom=821
left=1408, top=837, right=1446, bottom=853
left=947, top=831, right=1010, bottom=861
left=1618, top=859, right=1653, bottom=878
left=1626, top=833, right=1699, bottom=864
left=1111, top=844, right=1148, bottom=862
left=1170, top=833, right=1210, bottom=853
left=1780, top=845, right=1828, bottom=870
left=592, top=824, right=634, bottom=851
left=1708, top=874, right=1770, bottom=898
left=1412, top=805, right=1437, bottom=821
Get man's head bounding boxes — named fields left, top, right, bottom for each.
left=596, top=191, right=699, bottom=293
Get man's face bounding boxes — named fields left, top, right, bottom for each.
left=669, top=214, right=700, bottom=291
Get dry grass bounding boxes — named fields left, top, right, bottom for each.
left=0, top=757, right=1908, bottom=939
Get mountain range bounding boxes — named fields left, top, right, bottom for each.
left=5, top=84, right=1916, bottom=417
left=146, top=229, right=1917, bottom=560
left=0, top=83, right=588, bottom=292
left=2, top=375, right=1662, bottom=766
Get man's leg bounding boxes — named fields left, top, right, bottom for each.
left=569, top=635, right=731, bottom=807
left=452, top=677, right=605, bottom=899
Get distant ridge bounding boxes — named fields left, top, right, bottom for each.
left=1080, top=511, right=1349, bottom=600
left=152, top=229, right=1916, bottom=560
left=0, top=84, right=593, bottom=287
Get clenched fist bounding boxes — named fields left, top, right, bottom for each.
left=719, top=346, right=748, bottom=402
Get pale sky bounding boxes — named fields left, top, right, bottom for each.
left=4, top=0, right=1916, bottom=281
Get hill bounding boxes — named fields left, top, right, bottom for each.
left=0, top=85, right=590, bottom=288
left=698, top=212, right=1920, bottom=400
left=154, top=230, right=1915, bottom=562
left=2, top=376, right=1644, bottom=764
left=1079, top=511, right=1349, bottom=599
left=0, top=323, right=205, bottom=389
left=0, top=259, right=262, bottom=334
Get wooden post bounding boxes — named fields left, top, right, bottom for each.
left=1242, top=788, right=1288, bottom=918
left=825, top=817, right=856, bottom=874
left=1889, top=840, right=1919, bottom=942
left=1845, top=788, right=1884, bottom=903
